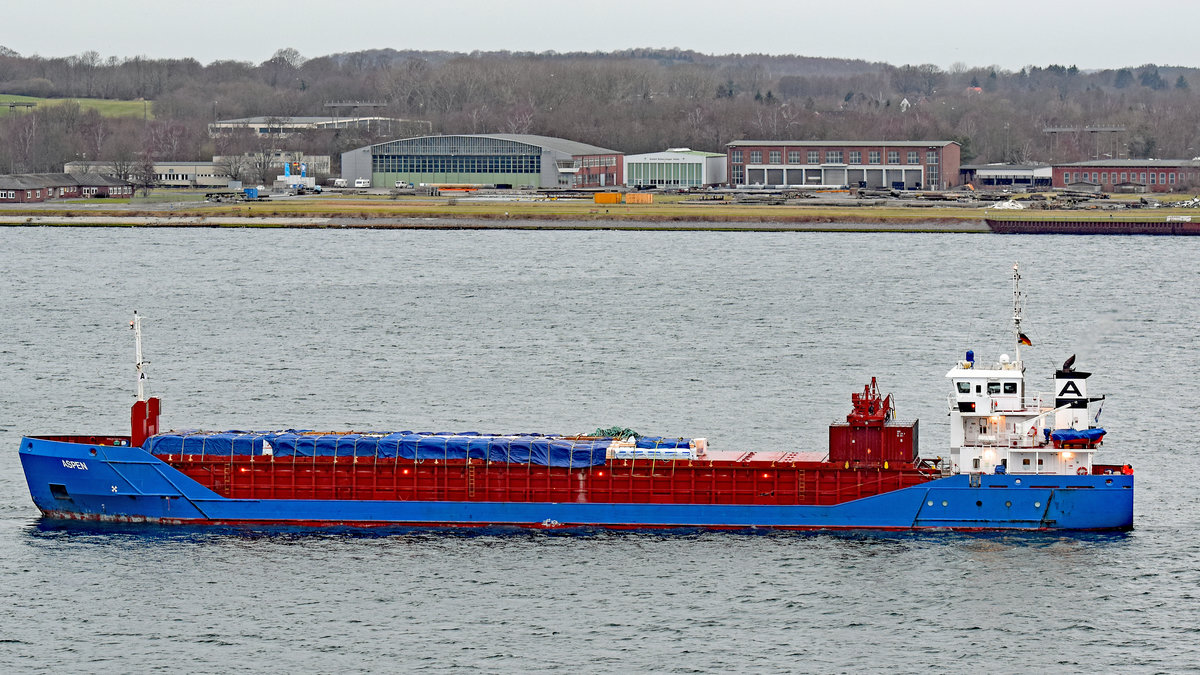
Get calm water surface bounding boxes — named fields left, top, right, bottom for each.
left=1, top=227, right=1197, bottom=672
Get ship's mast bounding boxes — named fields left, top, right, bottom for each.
left=1011, top=262, right=1023, bottom=366
left=131, top=311, right=148, bottom=402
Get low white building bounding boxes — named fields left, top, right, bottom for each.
left=960, top=163, right=1053, bottom=189
left=63, top=160, right=228, bottom=187
left=65, top=152, right=331, bottom=187
left=624, top=148, right=726, bottom=188
left=208, top=116, right=431, bottom=138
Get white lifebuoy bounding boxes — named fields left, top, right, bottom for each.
left=1076, top=466, right=1088, bottom=475
left=1027, top=426, right=1037, bottom=437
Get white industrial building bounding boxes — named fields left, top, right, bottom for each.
left=959, top=163, right=1053, bottom=189
left=64, top=151, right=330, bottom=187
left=624, top=148, right=726, bottom=188
left=208, top=116, right=431, bottom=138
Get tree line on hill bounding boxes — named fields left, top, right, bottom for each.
left=2, top=45, right=1199, bottom=179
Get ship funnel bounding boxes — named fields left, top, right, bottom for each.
left=1054, top=357, right=1092, bottom=430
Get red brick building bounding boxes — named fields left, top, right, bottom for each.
left=726, top=140, right=961, bottom=189
left=0, top=173, right=133, bottom=203
left=1053, top=160, right=1200, bottom=193
left=572, top=152, right=624, bottom=189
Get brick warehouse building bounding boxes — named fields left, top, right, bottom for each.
left=1053, top=159, right=1200, bottom=193
left=726, top=140, right=961, bottom=190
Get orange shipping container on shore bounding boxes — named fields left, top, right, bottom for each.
left=625, top=193, right=653, bottom=204
left=593, top=193, right=621, bottom=204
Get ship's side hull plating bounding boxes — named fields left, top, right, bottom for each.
left=19, top=437, right=1134, bottom=531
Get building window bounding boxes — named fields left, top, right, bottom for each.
left=849, top=151, right=861, bottom=164
left=907, top=151, right=919, bottom=164
left=928, top=166, right=939, bottom=186
left=731, top=150, right=743, bottom=164
left=1121, top=172, right=1128, bottom=182
left=1141, top=172, right=1147, bottom=183
left=868, top=151, right=880, bottom=164
left=1091, top=172, right=1098, bottom=182
left=926, top=151, right=938, bottom=164
left=1160, top=172, right=1167, bottom=184
left=749, top=151, right=762, bottom=163
left=887, top=151, right=899, bottom=164
left=1150, top=173, right=1156, bottom=185
left=769, top=151, right=781, bottom=164
left=826, top=150, right=843, bottom=163
left=1101, top=172, right=1108, bottom=183
left=1170, top=172, right=1176, bottom=184
left=807, top=150, right=819, bottom=164
left=788, top=151, right=800, bottom=164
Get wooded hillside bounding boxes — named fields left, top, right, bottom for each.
left=2, top=45, right=1196, bottom=175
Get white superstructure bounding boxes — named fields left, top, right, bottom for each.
left=945, top=264, right=1106, bottom=476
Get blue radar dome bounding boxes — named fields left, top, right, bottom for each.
left=966, top=350, right=975, bottom=363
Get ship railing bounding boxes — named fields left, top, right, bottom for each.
left=921, top=456, right=954, bottom=477
left=947, top=394, right=1049, bottom=415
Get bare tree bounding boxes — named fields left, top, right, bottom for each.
left=132, top=154, right=157, bottom=195
left=214, top=154, right=247, bottom=182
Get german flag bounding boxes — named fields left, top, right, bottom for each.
left=1018, top=332, right=1033, bottom=346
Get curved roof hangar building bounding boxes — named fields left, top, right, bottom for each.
left=341, top=134, right=620, bottom=188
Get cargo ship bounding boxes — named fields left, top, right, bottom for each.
left=986, top=215, right=1200, bottom=235
left=18, top=265, right=1133, bottom=530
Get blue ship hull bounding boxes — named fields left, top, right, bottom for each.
left=19, top=437, right=1134, bottom=531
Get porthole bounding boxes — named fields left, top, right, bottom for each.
left=90, top=448, right=97, bottom=456
left=976, top=500, right=983, bottom=507
left=1106, top=479, right=1113, bottom=485
left=941, top=500, right=949, bottom=507
left=927, top=500, right=934, bottom=507
left=1014, top=479, right=1021, bottom=485
left=1034, top=501, right=1041, bottom=508
left=1005, top=501, right=1012, bottom=508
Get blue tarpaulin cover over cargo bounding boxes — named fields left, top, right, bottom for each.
left=145, top=430, right=623, bottom=468
left=1050, top=428, right=1106, bottom=444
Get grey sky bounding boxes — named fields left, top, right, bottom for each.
left=8, top=0, right=1198, bottom=71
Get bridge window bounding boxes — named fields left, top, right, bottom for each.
left=957, top=382, right=971, bottom=393
left=987, top=382, right=1002, bottom=394
left=1003, top=382, right=1018, bottom=394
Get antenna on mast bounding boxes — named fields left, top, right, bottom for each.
left=1011, top=262, right=1024, bottom=365
left=131, top=311, right=148, bottom=402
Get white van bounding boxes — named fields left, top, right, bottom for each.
left=353, top=178, right=371, bottom=188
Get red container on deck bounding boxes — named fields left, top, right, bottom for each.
left=828, top=378, right=918, bottom=466
left=828, top=421, right=918, bottom=466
